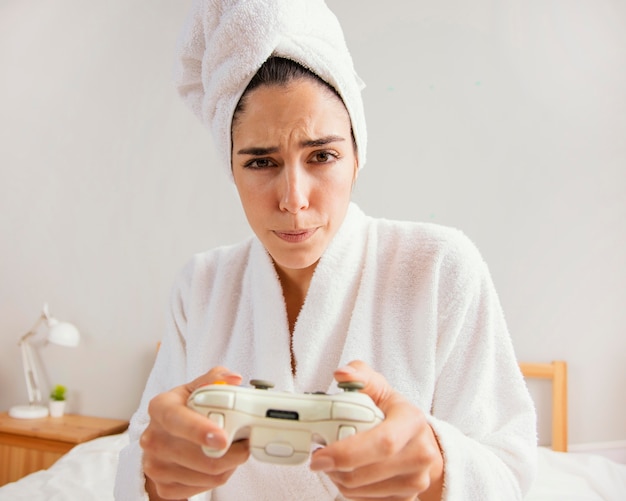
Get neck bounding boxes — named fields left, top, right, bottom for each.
left=274, top=262, right=317, bottom=334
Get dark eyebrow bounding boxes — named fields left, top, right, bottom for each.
left=236, top=146, right=279, bottom=156
left=236, top=136, right=345, bottom=156
left=301, top=135, right=345, bottom=148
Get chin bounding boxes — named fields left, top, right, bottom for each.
left=269, top=249, right=322, bottom=273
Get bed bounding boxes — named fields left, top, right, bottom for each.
left=0, top=361, right=624, bottom=500
left=520, top=362, right=626, bottom=500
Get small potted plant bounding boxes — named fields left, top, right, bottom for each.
left=49, top=384, right=67, bottom=417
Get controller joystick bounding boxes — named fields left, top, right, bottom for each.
left=188, top=378, right=384, bottom=465
left=250, top=379, right=274, bottom=390
left=338, top=381, right=365, bottom=392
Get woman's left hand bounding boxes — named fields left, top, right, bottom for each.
left=309, top=360, right=444, bottom=501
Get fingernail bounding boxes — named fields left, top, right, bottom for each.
left=335, top=365, right=357, bottom=374
left=205, top=432, right=223, bottom=449
left=310, top=455, right=335, bottom=472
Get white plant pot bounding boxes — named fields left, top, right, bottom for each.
left=49, top=400, right=66, bottom=418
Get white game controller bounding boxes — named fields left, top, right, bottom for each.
left=187, top=379, right=385, bottom=465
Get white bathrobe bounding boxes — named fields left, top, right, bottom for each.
left=115, top=203, right=537, bottom=500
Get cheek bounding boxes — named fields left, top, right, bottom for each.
left=328, top=168, right=356, bottom=198
left=236, top=181, right=272, bottom=222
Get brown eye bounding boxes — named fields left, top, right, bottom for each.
left=316, top=152, right=330, bottom=162
left=311, top=151, right=339, bottom=164
left=244, top=158, right=275, bottom=169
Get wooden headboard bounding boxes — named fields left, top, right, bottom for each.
left=519, top=361, right=568, bottom=452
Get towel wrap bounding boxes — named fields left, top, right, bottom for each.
left=173, top=0, right=367, bottom=177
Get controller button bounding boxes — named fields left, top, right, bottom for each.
left=208, top=412, right=225, bottom=428
left=193, top=390, right=235, bottom=409
left=337, top=425, right=357, bottom=441
left=332, top=402, right=375, bottom=422
left=265, top=442, right=295, bottom=458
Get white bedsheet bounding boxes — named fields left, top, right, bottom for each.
left=1, top=433, right=625, bottom=500
left=526, top=447, right=626, bottom=501
left=0, top=432, right=128, bottom=501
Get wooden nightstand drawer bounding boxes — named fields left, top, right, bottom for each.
left=0, top=412, right=128, bottom=486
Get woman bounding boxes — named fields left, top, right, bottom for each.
left=115, top=2, right=536, bottom=500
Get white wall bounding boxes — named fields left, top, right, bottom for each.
left=1, top=0, right=624, bottom=446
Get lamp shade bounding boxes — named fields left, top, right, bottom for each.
left=47, top=319, right=80, bottom=347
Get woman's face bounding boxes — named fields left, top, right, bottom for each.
left=231, top=78, right=357, bottom=279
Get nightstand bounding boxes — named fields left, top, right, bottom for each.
left=0, top=412, right=128, bottom=486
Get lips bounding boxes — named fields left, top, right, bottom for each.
left=273, top=228, right=318, bottom=243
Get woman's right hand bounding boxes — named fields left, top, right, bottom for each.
left=140, top=367, right=250, bottom=500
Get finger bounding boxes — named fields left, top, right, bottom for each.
left=334, top=360, right=395, bottom=409
left=330, top=461, right=432, bottom=500
left=146, top=367, right=243, bottom=450
left=335, top=358, right=416, bottom=443
left=333, top=472, right=423, bottom=501
left=327, top=435, right=436, bottom=494
left=145, top=454, right=236, bottom=491
left=184, top=366, right=243, bottom=394
left=148, top=460, right=239, bottom=501
left=322, top=419, right=443, bottom=498
left=312, top=362, right=425, bottom=472
left=146, top=390, right=230, bottom=451
left=326, top=445, right=419, bottom=486
left=142, top=415, right=250, bottom=472
left=144, top=438, right=250, bottom=481
left=144, top=440, right=251, bottom=500
left=310, top=400, right=420, bottom=472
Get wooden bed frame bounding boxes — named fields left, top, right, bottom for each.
left=519, top=361, right=568, bottom=452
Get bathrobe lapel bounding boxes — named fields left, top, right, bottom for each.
left=241, top=203, right=369, bottom=394
left=291, top=203, right=368, bottom=393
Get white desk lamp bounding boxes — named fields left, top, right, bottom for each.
left=8, top=303, right=80, bottom=419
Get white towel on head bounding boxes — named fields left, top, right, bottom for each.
left=174, top=0, right=367, bottom=177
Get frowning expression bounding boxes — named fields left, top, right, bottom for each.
left=231, top=78, right=357, bottom=277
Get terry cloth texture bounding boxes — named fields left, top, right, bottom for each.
left=173, top=0, right=367, bottom=176
left=114, top=203, right=537, bottom=500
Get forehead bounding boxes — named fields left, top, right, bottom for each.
left=232, top=79, right=352, bottom=144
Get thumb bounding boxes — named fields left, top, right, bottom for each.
left=334, top=360, right=395, bottom=410
left=184, top=366, right=243, bottom=395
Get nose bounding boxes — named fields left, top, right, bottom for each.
left=278, top=164, right=309, bottom=214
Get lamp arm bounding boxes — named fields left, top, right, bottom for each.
left=18, top=316, right=46, bottom=406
